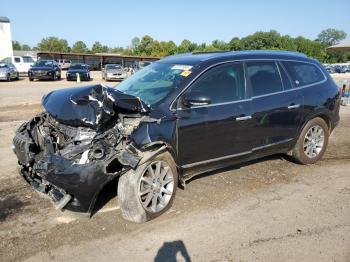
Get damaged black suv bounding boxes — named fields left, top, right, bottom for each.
left=13, top=51, right=340, bottom=223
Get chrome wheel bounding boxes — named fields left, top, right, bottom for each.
left=139, top=161, right=174, bottom=213
left=303, top=125, right=325, bottom=158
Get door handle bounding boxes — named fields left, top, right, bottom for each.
left=287, top=104, right=300, bottom=109
left=236, top=115, right=252, bottom=121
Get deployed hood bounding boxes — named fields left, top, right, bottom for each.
left=42, top=84, right=150, bottom=129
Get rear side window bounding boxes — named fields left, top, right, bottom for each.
left=14, top=57, right=21, bottom=63
left=246, top=61, right=283, bottom=96
left=188, top=63, right=245, bottom=104
left=282, top=61, right=325, bottom=86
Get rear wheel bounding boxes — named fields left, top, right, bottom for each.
left=118, top=151, right=178, bottom=223
left=292, top=117, right=329, bottom=164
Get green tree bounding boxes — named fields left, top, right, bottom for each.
left=37, top=37, right=69, bottom=52
left=12, top=40, right=22, bottom=50
left=91, top=41, right=109, bottom=53
left=229, top=37, right=241, bottom=51
left=131, top=37, right=140, bottom=50
left=138, top=35, right=155, bottom=55
left=21, top=44, right=31, bottom=51
left=71, top=41, right=89, bottom=53
left=317, top=28, right=347, bottom=46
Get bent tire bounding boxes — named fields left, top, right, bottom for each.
left=118, top=151, right=178, bottom=223
left=292, top=117, right=329, bottom=165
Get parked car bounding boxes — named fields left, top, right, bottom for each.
left=0, top=62, right=19, bottom=81
left=28, top=60, right=61, bottom=81
left=102, top=64, right=127, bottom=81
left=12, top=51, right=340, bottom=223
left=56, top=59, right=72, bottom=70
left=1, top=55, right=35, bottom=74
left=66, top=63, right=90, bottom=81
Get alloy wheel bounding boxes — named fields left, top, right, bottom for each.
left=139, top=161, right=174, bottom=213
left=303, top=125, right=325, bottom=158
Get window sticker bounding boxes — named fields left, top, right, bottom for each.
left=180, top=70, right=192, bottom=77
left=171, top=65, right=193, bottom=71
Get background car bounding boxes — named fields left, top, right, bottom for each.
left=28, top=60, right=61, bottom=81
left=0, top=62, right=19, bottom=81
left=56, top=59, right=72, bottom=70
left=66, top=63, right=90, bottom=81
left=102, top=64, right=127, bottom=81
left=1, top=56, right=35, bottom=74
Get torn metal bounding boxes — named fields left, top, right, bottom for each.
left=12, top=84, right=173, bottom=214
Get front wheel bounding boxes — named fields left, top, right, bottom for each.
left=292, top=117, right=329, bottom=164
left=118, top=151, right=178, bottom=223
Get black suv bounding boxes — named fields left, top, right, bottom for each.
left=28, top=60, right=61, bottom=81
left=13, top=51, right=340, bottom=223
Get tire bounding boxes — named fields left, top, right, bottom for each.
left=6, top=73, right=11, bottom=81
left=57, top=72, right=61, bottom=80
left=15, top=73, right=19, bottom=80
left=118, top=151, right=178, bottom=223
left=292, top=117, right=329, bottom=164
left=29, top=77, right=33, bottom=81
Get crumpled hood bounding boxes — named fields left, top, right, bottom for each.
left=0, top=68, right=9, bottom=73
left=42, top=84, right=149, bottom=129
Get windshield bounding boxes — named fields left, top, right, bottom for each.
left=34, top=60, right=53, bottom=67
left=0, top=63, right=8, bottom=68
left=23, top=56, right=34, bottom=63
left=115, top=62, right=192, bottom=106
left=106, top=64, right=122, bottom=70
left=70, top=64, right=86, bottom=70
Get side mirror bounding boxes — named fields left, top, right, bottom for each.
left=182, top=91, right=211, bottom=107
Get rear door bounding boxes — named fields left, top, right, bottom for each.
left=246, top=61, right=303, bottom=152
left=176, top=62, right=254, bottom=166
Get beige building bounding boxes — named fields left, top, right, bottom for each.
left=0, top=16, right=13, bottom=60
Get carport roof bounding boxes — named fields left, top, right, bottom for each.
left=327, top=41, right=350, bottom=51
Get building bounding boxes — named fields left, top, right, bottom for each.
left=0, top=16, right=13, bottom=60
left=37, top=51, right=159, bottom=70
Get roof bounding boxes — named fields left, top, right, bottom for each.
left=0, top=16, right=10, bottom=23
left=159, top=50, right=308, bottom=65
left=327, top=41, right=350, bottom=51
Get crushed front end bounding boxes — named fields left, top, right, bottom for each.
left=12, top=84, right=151, bottom=214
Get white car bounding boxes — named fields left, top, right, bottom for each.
left=56, top=59, right=72, bottom=70
left=1, top=56, right=35, bottom=74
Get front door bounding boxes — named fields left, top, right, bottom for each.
left=176, top=62, right=254, bottom=166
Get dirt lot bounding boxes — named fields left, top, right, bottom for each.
left=0, top=74, right=349, bottom=261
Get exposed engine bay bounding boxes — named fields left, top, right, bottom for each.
left=12, top=84, right=172, bottom=214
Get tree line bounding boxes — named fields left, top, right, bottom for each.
left=13, top=28, right=349, bottom=63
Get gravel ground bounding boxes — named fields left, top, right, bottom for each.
left=0, top=73, right=349, bottom=262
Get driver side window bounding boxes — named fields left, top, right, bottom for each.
left=186, top=63, right=245, bottom=104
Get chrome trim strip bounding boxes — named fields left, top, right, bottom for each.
left=170, top=58, right=327, bottom=111
left=236, top=115, right=252, bottom=121
left=182, top=150, right=251, bottom=168
left=252, top=138, right=293, bottom=151
left=181, top=138, right=293, bottom=168
left=287, top=104, right=301, bottom=109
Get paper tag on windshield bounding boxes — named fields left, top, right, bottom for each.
left=180, top=70, right=192, bottom=77
left=171, top=65, right=193, bottom=71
